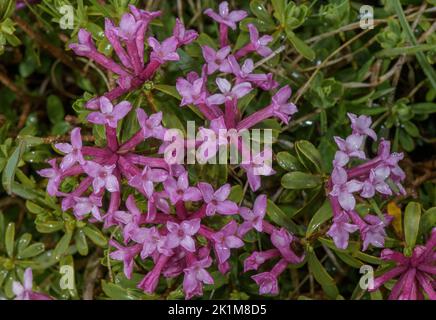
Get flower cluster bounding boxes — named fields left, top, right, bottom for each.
left=327, top=113, right=406, bottom=250
left=176, top=1, right=298, bottom=192
left=37, top=4, right=304, bottom=298
left=370, top=228, right=435, bottom=300
left=70, top=5, right=197, bottom=106
left=241, top=196, right=304, bottom=295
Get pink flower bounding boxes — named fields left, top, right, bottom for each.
left=360, top=165, right=392, bottom=198
left=251, top=272, right=279, bottom=295
left=148, top=36, right=180, bottom=63
left=348, top=113, right=377, bottom=141
left=183, top=256, right=214, bottom=299
left=132, top=227, right=172, bottom=259
left=37, top=159, right=62, bottom=196
left=330, top=166, right=363, bottom=211
left=129, top=166, right=168, bottom=197
left=69, top=29, right=95, bottom=55
left=247, top=24, right=273, bottom=57
left=114, top=195, right=143, bottom=243
left=244, top=249, right=279, bottom=272
left=241, top=149, right=276, bottom=192
left=360, top=214, right=392, bottom=251
left=228, top=55, right=269, bottom=84
left=334, top=134, right=366, bottom=160
left=204, top=1, right=248, bottom=30
left=83, top=161, right=119, bottom=193
left=271, top=86, right=298, bottom=124
left=176, top=71, right=207, bottom=106
left=109, top=240, right=142, bottom=279
left=166, top=219, right=201, bottom=252
left=198, top=183, right=239, bottom=216
left=55, top=128, right=85, bottom=170
left=201, top=45, right=232, bottom=74
left=270, top=228, right=303, bottom=263
left=327, top=212, right=359, bottom=250
left=173, top=18, right=198, bottom=46
left=87, top=97, right=132, bottom=128
left=238, top=194, right=267, bottom=236
left=212, top=221, right=244, bottom=264
left=72, top=194, right=103, bottom=221
left=207, top=78, right=252, bottom=105
left=12, top=268, right=52, bottom=300
left=136, top=109, right=166, bottom=140
left=163, top=172, right=202, bottom=204
left=370, top=228, right=436, bottom=300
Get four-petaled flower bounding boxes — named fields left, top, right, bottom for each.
left=238, top=194, right=267, bottom=236
left=83, top=161, right=119, bottom=193
left=166, top=219, right=201, bottom=252
left=163, top=172, right=202, bottom=204
left=206, top=78, right=252, bottom=105
left=198, top=183, right=239, bottom=216
left=201, top=45, right=232, bottom=75
left=204, top=1, right=247, bottom=30
left=183, top=257, right=214, bottom=300
left=87, top=97, right=132, bottom=128
left=270, top=86, right=297, bottom=124
left=55, top=128, right=85, bottom=170
left=212, top=221, right=244, bottom=264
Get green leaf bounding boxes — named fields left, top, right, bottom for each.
left=46, top=95, right=65, bottom=124
left=101, top=280, right=144, bottom=300
left=398, top=129, right=414, bottom=152
left=17, top=243, right=45, bottom=259
left=410, top=102, right=436, bottom=114
left=295, top=140, right=322, bottom=173
left=404, top=202, right=421, bottom=249
left=420, top=207, right=436, bottom=235
left=306, top=200, right=333, bottom=237
left=228, top=185, right=244, bottom=203
left=286, top=31, right=315, bottom=61
left=5, top=222, right=15, bottom=258
left=2, top=140, right=26, bottom=194
left=281, top=172, right=322, bottom=189
left=307, top=251, right=339, bottom=299
left=402, top=121, right=419, bottom=138
left=335, top=251, right=364, bottom=268
left=83, top=225, right=107, bottom=247
left=53, top=231, right=73, bottom=261
left=266, top=200, right=304, bottom=236
left=16, top=233, right=32, bottom=253
left=250, top=0, right=274, bottom=25
left=276, top=151, right=302, bottom=171
left=271, top=0, right=287, bottom=24
left=75, top=228, right=89, bottom=256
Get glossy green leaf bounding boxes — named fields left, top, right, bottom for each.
left=266, top=200, right=304, bottom=236
left=276, top=151, right=302, bottom=171
left=250, top=0, right=274, bottom=25
left=5, top=222, right=15, bottom=258
left=307, top=251, right=339, bottom=299
left=295, top=140, right=322, bottom=173
left=281, top=172, right=322, bottom=189
left=286, top=31, right=315, bottom=61
left=53, top=231, right=73, bottom=261
left=2, top=140, right=26, bottom=194
left=17, top=242, right=45, bottom=259
left=306, top=200, right=333, bottom=237
left=404, top=202, right=421, bottom=249
left=83, top=225, right=107, bottom=247
left=75, top=228, right=89, bottom=256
